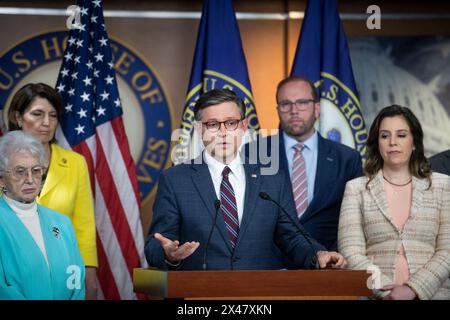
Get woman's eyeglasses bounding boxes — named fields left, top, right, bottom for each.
left=2, top=166, right=46, bottom=180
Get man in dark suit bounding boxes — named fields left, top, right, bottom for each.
left=248, top=76, right=362, bottom=251
left=145, top=89, right=346, bottom=271
left=430, top=150, right=450, bottom=175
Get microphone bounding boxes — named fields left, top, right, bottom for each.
left=202, top=199, right=222, bottom=271
left=259, top=192, right=318, bottom=267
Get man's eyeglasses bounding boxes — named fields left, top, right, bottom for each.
left=277, top=99, right=315, bottom=113
left=202, top=119, right=243, bottom=132
left=2, top=166, right=46, bottom=180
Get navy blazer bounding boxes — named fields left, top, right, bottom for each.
left=430, top=150, right=450, bottom=176
left=245, top=131, right=362, bottom=251
left=145, top=156, right=325, bottom=271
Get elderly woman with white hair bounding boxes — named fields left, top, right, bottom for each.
left=0, top=131, right=85, bottom=300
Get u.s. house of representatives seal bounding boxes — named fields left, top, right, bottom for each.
left=0, top=31, right=172, bottom=206
left=316, top=72, right=367, bottom=158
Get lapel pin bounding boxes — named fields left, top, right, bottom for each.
left=251, top=174, right=257, bottom=178
left=52, top=227, right=61, bottom=238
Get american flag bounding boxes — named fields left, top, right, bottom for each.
left=55, top=0, right=146, bottom=299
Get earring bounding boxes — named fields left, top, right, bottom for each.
left=0, top=186, right=7, bottom=194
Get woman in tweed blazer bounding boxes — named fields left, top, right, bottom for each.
left=338, top=105, right=450, bottom=300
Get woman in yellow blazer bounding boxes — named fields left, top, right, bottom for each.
left=7, top=83, right=98, bottom=299
left=338, top=105, right=450, bottom=300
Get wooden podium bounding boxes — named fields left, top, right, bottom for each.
left=133, top=268, right=371, bottom=299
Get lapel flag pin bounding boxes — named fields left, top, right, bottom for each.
left=52, top=227, right=61, bottom=238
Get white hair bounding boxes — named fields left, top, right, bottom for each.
left=0, top=131, right=48, bottom=171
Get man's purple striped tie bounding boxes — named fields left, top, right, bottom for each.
left=292, top=143, right=308, bottom=218
left=220, top=166, right=239, bottom=249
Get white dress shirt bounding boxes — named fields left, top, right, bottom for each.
left=204, top=151, right=246, bottom=226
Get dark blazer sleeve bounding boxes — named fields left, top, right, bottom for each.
left=350, top=149, right=363, bottom=179
left=274, top=171, right=326, bottom=269
left=327, top=148, right=362, bottom=251
left=144, top=171, right=181, bottom=270
left=430, top=151, right=450, bottom=176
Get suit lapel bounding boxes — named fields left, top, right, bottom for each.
left=190, top=162, right=233, bottom=254
left=38, top=205, right=60, bottom=285
left=300, top=135, right=335, bottom=222
left=38, top=204, right=77, bottom=290
left=39, top=144, right=68, bottom=199
left=236, top=163, right=262, bottom=248
left=368, top=170, right=395, bottom=227
left=277, top=133, right=290, bottom=174
left=409, top=176, right=427, bottom=221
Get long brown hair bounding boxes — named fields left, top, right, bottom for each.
left=364, top=105, right=431, bottom=188
left=7, top=83, right=62, bottom=143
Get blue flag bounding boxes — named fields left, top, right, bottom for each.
left=291, top=0, right=367, bottom=158
left=175, top=0, right=259, bottom=163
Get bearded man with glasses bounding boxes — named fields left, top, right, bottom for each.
left=245, top=76, right=363, bottom=254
